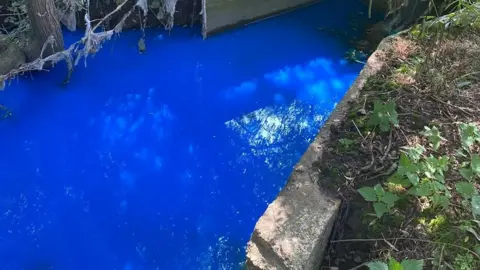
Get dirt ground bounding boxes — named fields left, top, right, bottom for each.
left=319, top=24, right=480, bottom=269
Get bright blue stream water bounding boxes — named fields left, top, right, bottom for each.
left=0, top=1, right=366, bottom=269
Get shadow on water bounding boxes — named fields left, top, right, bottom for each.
left=0, top=0, right=369, bottom=269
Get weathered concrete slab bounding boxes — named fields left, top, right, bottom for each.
left=246, top=169, right=340, bottom=270
left=245, top=34, right=398, bottom=269
left=203, top=0, right=319, bottom=37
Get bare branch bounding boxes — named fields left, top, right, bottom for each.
left=0, top=0, right=155, bottom=90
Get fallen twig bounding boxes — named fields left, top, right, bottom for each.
left=380, top=130, right=393, bottom=163
left=360, top=139, right=375, bottom=172
left=365, top=162, right=398, bottom=182
left=430, top=95, right=478, bottom=115
left=352, top=120, right=366, bottom=140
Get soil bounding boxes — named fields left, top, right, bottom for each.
left=318, top=25, right=480, bottom=269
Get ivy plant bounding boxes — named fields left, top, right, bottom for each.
left=459, top=122, right=480, bottom=152
left=367, top=100, right=399, bottom=132
left=358, top=184, right=400, bottom=218
left=421, top=126, right=445, bottom=150
left=388, top=144, right=451, bottom=209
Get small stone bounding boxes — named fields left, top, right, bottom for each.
left=294, top=165, right=305, bottom=172
left=345, top=171, right=352, bottom=177
left=357, top=108, right=367, bottom=115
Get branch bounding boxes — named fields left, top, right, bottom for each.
left=0, top=0, right=151, bottom=90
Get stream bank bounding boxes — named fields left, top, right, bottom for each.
left=318, top=10, right=480, bottom=269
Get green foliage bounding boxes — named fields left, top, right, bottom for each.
left=391, top=144, right=451, bottom=209
left=358, top=184, right=399, bottom=218
left=411, top=0, right=480, bottom=41
left=337, top=138, right=355, bottom=152
left=421, top=126, right=445, bottom=150
left=359, top=123, right=480, bottom=217
left=339, top=138, right=354, bottom=147
left=456, top=181, right=477, bottom=199
left=454, top=253, right=476, bottom=270
left=456, top=123, right=480, bottom=185
left=367, top=258, right=424, bottom=270
left=357, top=121, right=480, bottom=268
left=367, top=100, right=399, bottom=132
left=459, top=122, right=480, bottom=152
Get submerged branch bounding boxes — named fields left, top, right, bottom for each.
left=0, top=0, right=155, bottom=90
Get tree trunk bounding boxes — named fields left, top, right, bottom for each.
left=26, top=0, right=64, bottom=59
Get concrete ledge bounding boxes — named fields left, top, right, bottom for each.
left=203, top=0, right=319, bottom=37
left=245, top=35, right=399, bottom=270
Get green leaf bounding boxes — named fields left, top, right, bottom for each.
left=388, top=257, right=402, bottom=270
left=374, top=184, right=385, bottom=197
left=373, top=202, right=389, bottom=218
left=459, top=123, right=480, bottom=150
left=422, top=155, right=448, bottom=178
left=397, top=153, right=419, bottom=186
left=422, top=126, right=444, bottom=150
left=456, top=148, right=468, bottom=158
left=431, top=194, right=449, bottom=209
left=358, top=187, right=378, bottom=202
left=401, top=259, right=424, bottom=270
left=437, top=156, right=449, bottom=172
left=382, top=192, right=400, bottom=208
left=464, top=227, right=480, bottom=242
left=433, top=181, right=446, bottom=191
left=402, top=145, right=425, bottom=162
left=410, top=182, right=433, bottom=196
left=385, top=101, right=399, bottom=127
left=434, top=173, right=445, bottom=183
left=474, top=245, right=480, bottom=255
left=366, top=261, right=388, bottom=270
left=399, top=153, right=412, bottom=167
left=460, top=168, right=474, bottom=181
left=471, top=154, right=480, bottom=176
left=389, top=113, right=399, bottom=128
left=379, top=122, right=390, bottom=132
left=406, top=172, right=419, bottom=186
left=367, top=100, right=398, bottom=132
left=388, top=174, right=411, bottom=187
left=339, top=138, right=354, bottom=146
left=472, top=195, right=480, bottom=217
left=456, top=182, right=477, bottom=199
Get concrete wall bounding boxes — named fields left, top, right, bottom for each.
left=245, top=33, right=402, bottom=270
left=203, top=0, right=319, bottom=37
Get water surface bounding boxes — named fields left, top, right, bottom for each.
left=0, top=2, right=365, bottom=269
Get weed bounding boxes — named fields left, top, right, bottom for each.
left=367, top=257, right=424, bottom=270
left=367, top=100, right=399, bottom=132
left=421, top=126, right=445, bottom=150
left=358, top=184, right=400, bottom=218
left=357, top=122, right=480, bottom=267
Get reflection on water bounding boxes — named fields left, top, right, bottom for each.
left=0, top=1, right=364, bottom=269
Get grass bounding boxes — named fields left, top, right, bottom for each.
left=320, top=11, right=480, bottom=270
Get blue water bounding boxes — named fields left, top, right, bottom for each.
left=0, top=2, right=365, bottom=269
